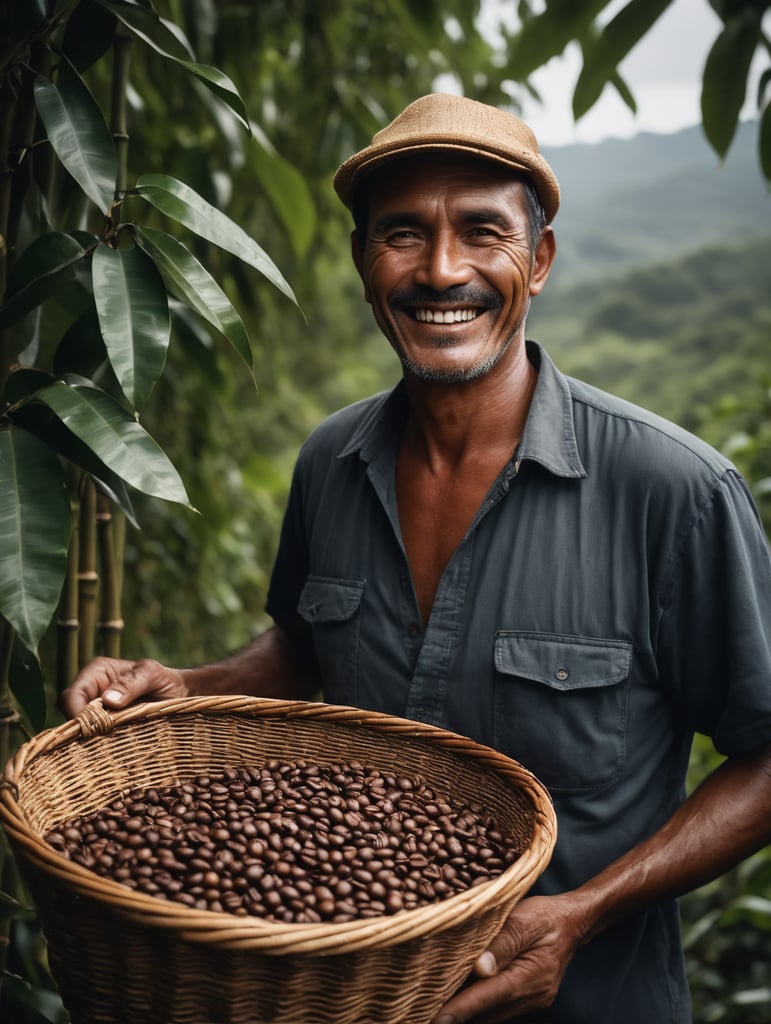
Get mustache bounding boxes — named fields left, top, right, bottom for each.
left=389, top=285, right=502, bottom=311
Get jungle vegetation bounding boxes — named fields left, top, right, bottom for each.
left=1, top=1, right=769, bottom=1021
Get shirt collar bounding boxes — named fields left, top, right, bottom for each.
left=338, top=340, right=586, bottom=479
left=518, top=341, right=586, bottom=478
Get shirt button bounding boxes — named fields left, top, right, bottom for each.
left=555, top=667, right=569, bottom=681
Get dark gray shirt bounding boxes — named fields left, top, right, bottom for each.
left=267, top=342, right=771, bottom=1023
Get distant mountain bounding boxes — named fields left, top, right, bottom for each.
left=539, top=120, right=769, bottom=291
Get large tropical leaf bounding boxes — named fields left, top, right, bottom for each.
left=134, top=173, right=298, bottom=306
left=573, top=0, right=670, bottom=119
left=33, top=57, right=117, bottom=214
left=0, top=426, right=71, bottom=653
left=10, top=637, right=47, bottom=733
left=92, top=242, right=170, bottom=410
left=505, top=0, right=609, bottom=81
left=0, top=232, right=95, bottom=330
left=96, top=0, right=251, bottom=131
left=701, top=10, right=763, bottom=159
left=32, top=378, right=191, bottom=507
left=6, top=371, right=139, bottom=527
left=251, top=131, right=317, bottom=260
left=135, top=225, right=253, bottom=376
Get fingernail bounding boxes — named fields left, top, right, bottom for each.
left=476, top=950, right=497, bottom=976
left=103, top=689, right=123, bottom=704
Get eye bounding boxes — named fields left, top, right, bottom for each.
left=385, top=229, right=421, bottom=245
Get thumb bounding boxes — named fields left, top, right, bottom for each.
left=102, top=684, right=131, bottom=707
left=474, top=949, right=498, bottom=977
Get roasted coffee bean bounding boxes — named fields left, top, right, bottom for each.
left=45, top=758, right=519, bottom=925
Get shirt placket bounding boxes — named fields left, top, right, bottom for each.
left=401, top=463, right=519, bottom=727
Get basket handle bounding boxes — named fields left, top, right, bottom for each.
left=76, top=698, right=118, bottom=739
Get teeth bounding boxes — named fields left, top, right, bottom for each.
left=414, top=308, right=479, bottom=324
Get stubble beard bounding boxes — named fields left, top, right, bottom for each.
left=397, top=308, right=528, bottom=385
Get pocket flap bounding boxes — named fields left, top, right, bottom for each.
left=494, top=632, right=632, bottom=691
left=298, top=576, right=365, bottom=624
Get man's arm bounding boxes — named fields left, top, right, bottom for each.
left=432, top=741, right=771, bottom=1024
left=61, top=625, right=322, bottom=718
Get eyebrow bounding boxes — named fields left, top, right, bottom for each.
left=372, top=206, right=515, bottom=235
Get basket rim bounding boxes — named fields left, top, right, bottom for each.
left=0, top=695, right=557, bottom=954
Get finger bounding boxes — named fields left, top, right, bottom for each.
left=61, top=658, right=172, bottom=717
left=431, top=971, right=523, bottom=1024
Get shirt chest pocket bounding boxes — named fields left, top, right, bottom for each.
left=493, top=632, right=633, bottom=793
left=297, top=575, right=365, bottom=705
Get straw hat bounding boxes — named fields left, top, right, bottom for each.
left=333, top=92, right=560, bottom=223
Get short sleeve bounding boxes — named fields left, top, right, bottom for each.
left=657, top=469, right=771, bottom=755
left=265, top=454, right=317, bottom=668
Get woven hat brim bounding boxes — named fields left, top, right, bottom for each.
left=334, top=137, right=560, bottom=223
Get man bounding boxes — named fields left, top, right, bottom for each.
left=64, top=93, right=771, bottom=1023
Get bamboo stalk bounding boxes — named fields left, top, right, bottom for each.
left=57, top=493, right=81, bottom=692
left=110, top=25, right=132, bottom=215
left=96, top=493, right=124, bottom=658
left=77, top=476, right=98, bottom=668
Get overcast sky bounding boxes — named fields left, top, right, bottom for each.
left=473, top=0, right=765, bottom=146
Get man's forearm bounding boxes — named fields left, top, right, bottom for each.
left=181, top=625, right=322, bottom=702
left=570, top=742, right=771, bottom=945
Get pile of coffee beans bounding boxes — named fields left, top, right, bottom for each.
left=45, top=758, right=519, bottom=924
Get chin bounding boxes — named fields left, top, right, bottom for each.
left=401, top=357, right=499, bottom=384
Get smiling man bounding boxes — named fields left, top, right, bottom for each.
left=64, top=94, right=771, bottom=1024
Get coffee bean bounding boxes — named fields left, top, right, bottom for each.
left=45, top=758, right=519, bottom=925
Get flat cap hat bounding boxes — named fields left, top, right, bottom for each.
left=333, top=92, right=560, bottom=223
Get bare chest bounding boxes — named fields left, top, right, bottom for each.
left=396, top=458, right=501, bottom=626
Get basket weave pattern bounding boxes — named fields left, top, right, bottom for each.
left=1, top=696, right=557, bottom=1024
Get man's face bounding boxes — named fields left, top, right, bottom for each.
left=352, top=154, right=554, bottom=384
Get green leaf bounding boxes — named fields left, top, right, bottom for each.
left=92, top=243, right=170, bottom=410
left=573, top=0, right=669, bottom=119
left=760, top=99, right=771, bottom=183
left=0, top=232, right=94, bottom=329
left=135, top=225, right=253, bottom=376
left=701, top=11, right=762, bottom=158
left=62, top=0, right=118, bottom=72
left=33, top=378, right=191, bottom=507
left=10, top=636, right=47, bottom=734
left=251, top=132, right=316, bottom=260
left=5, top=367, right=55, bottom=407
left=609, top=69, right=637, bottom=115
left=53, top=302, right=109, bottom=378
left=0, top=427, right=71, bottom=653
left=134, top=173, right=298, bottom=306
left=97, top=0, right=251, bottom=131
left=33, top=58, right=117, bottom=214
left=507, top=0, right=608, bottom=79
left=10, top=399, right=139, bottom=528
left=0, top=889, right=29, bottom=921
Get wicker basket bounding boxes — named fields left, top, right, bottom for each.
left=0, top=696, right=556, bottom=1024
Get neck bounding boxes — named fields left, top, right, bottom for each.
left=401, top=345, right=537, bottom=470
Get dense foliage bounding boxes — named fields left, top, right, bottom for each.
left=0, top=2, right=769, bottom=1022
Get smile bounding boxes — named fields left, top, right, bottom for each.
left=413, top=308, right=480, bottom=324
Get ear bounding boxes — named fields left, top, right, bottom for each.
left=529, top=226, right=556, bottom=297
left=350, top=230, right=372, bottom=303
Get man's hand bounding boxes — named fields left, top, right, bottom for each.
left=61, top=657, right=188, bottom=718
left=431, top=894, right=585, bottom=1024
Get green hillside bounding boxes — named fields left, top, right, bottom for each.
left=529, top=235, right=771, bottom=436
left=541, top=121, right=769, bottom=290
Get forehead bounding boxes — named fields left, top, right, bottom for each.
left=360, top=153, right=529, bottom=217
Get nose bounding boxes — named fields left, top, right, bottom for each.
left=414, top=229, right=472, bottom=291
